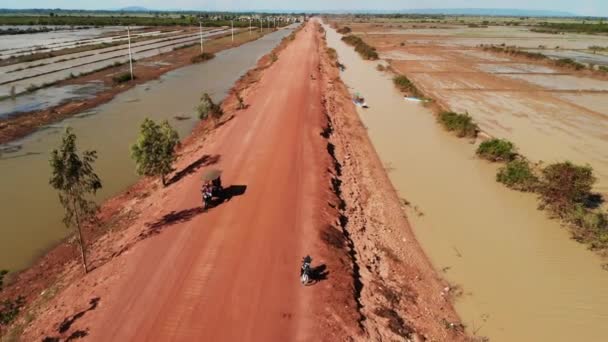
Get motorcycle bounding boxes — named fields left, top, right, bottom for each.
left=202, top=189, right=213, bottom=209
left=201, top=169, right=223, bottom=210
left=300, top=255, right=312, bottom=285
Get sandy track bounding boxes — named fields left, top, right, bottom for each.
left=96, top=26, right=321, bottom=341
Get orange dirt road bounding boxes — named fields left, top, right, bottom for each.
left=86, top=23, right=331, bottom=341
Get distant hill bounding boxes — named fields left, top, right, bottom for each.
left=120, top=6, right=149, bottom=12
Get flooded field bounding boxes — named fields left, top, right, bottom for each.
left=525, top=49, right=608, bottom=67
left=0, top=28, right=179, bottom=60
left=0, top=82, right=105, bottom=117
left=0, top=27, right=294, bottom=272
left=0, top=26, right=129, bottom=52
left=0, top=28, right=230, bottom=98
left=355, top=25, right=608, bottom=196
left=353, top=24, right=608, bottom=50
left=325, top=23, right=608, bottom=342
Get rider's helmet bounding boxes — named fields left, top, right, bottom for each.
left=303, top=255, right=312, bottom=264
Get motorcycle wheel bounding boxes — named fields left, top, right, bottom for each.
left=300, top=273, right=309, bottom=285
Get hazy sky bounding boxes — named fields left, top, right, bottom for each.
left=3, top=0, right=607, bottom=16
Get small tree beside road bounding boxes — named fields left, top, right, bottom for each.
left=197, top=92, right=223, bottom=123
left=131, top=118, right=179, bottom=186
left=49, top=128, right=102, bottom=274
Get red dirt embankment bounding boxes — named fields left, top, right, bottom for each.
left=317, top=24, right=469, bottom=341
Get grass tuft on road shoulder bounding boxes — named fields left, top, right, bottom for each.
left=191, top=52, right=215, bottom=64
left=112, top=72, right=135, bottom=84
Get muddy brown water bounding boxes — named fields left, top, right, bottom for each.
left=325, top=23, right=608, bottom=342
left=0, top=26, right=295, bottom=272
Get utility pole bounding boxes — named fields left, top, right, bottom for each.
left=260, top=18, right=262, bottom=33
left=249, top=17, right=252, bottom=35
left=127, top=26, right=133, bottom=80
left=199, top=22, right=204, bottom=54
left=231, top=19, right=234, bottom=43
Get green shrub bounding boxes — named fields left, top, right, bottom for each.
left=197, top=93, right=223, bottom=121
left=131, top=119, right=179, bottom=186
left=342, top=35, right=378, bottom=60
left=112, top=72, right=134, bottom=84
left=569, top=204, right=608, bottom=231
left=599, top=66, right=608, bottom=72
left=392, top=75, right=424, bottom=98
left=342, top=35, right=361, bottom=46
left=0, top=296, right=25, bottom=325
left=393, top=75, right=413, bottom=90
left=337, top=26, right=352, bottom=34
left=326, top=47, right=338, bottom=61
left=496, top=159, right=539, bottom=191
left=191, top=52, right=215, bottom=64
left=539, top=162, right=595, bottom=216
left=534, top=22, right=608, bottom=34
left=0, top=270, right=7, bottom=291
left=476, top=138, right=516, bottom=162
left=355, top=43, right=379, bottom=60
left=555, top=58, right=585, bottom=70
left=437, top=111, right=478, bottom=138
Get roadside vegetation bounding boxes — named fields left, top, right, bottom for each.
left=236, top=92, right=246, bottom=110
left=496, top=159, right=538, bottom=191
left=341, top=35, right=379, bottom=60
left=476, top=138, right=516, bottom=162
left=326, top=47, right=338, bottom=61
left=481, top=44, right=600, bottom=72
left=437, top=111, right=478, bottom=138
left=112, top=72, right=135, bottom=84
left=131, top=119, right=180, bottom=186
left=589, top=45, right=608, bottom=53
left=0, top=269, right=25, bottom=329
left=555, top=58, right=586, bottom=70
left=482, top=139, right=608, bottom=251
left=533, top=21, right=608, bottom=34
left=337, top=26, right=352, bottom=34
left=49, top=128, right=103, bottom=274
left=197, top=93, right=224, bottom=123
left=392, top=75, right=424, bottom=98
left=481, top=44, right=547, bottom=60
left=190, top=52, right=215, bottom=64
left=0, top=15, right=287, bottom=28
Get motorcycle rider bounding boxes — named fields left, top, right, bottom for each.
left=201, top=182, right=212, bottom=203
left=301, top=255, right=312, bottom=277
left=211, top=176, right=223, bottom=195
